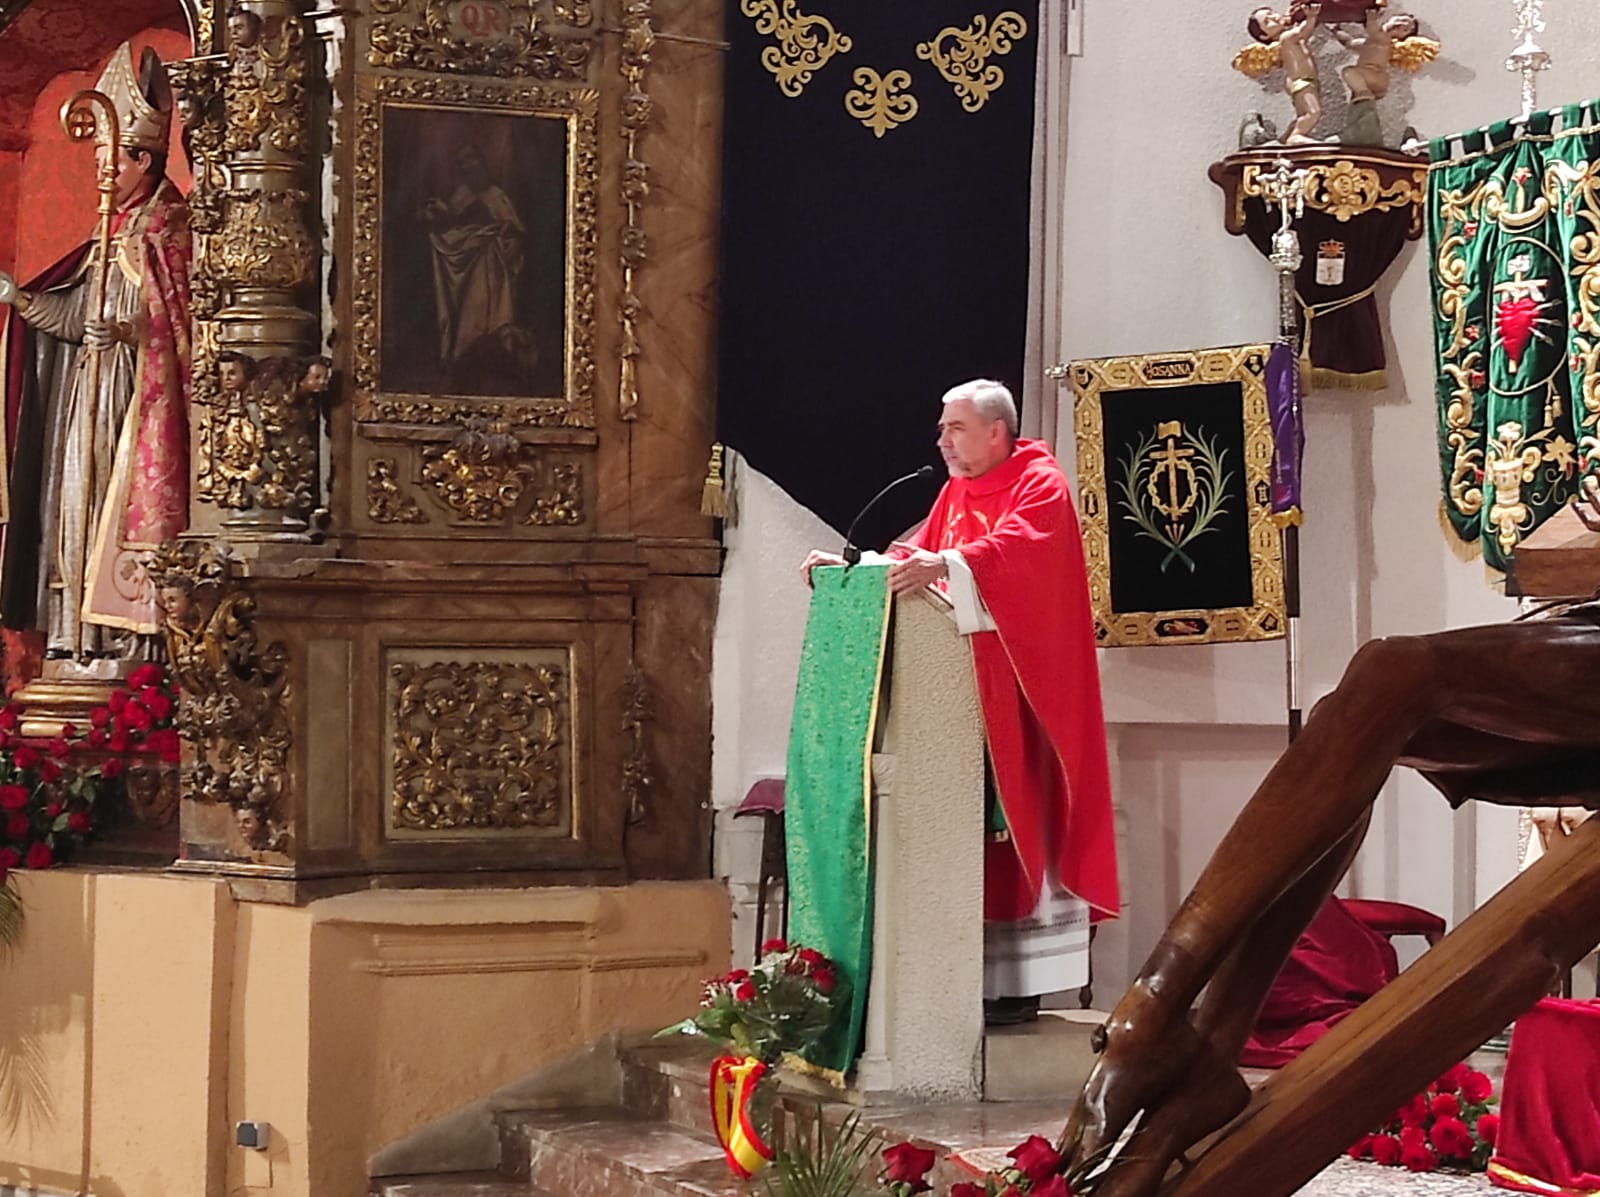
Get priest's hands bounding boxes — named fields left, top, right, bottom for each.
left=886, top=548, right=947, bottom=594
left=800, top=549, right=846, bottom=585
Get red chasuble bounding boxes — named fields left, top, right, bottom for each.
left=907, top=439, right=1118, bottom=923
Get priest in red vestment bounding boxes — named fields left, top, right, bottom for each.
left=804, top=379, right=1118, bottom=1023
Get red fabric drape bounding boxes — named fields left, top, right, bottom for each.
left=1240, top=896, right=1399, bottom=1068
left=1489, top=998, right=1600, bottom=1196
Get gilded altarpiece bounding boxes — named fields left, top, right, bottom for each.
left=163, top=0, right=720, bottom=891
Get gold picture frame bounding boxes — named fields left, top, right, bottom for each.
left=351, top=73, right=599, bottom=428
left=1070, top=344, right=1287, bottom=647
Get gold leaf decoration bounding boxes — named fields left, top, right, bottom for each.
left=844, top=67, right=918, bottom=138
left=741, top=0, right=853, bottom=98
left=915, top=11, right=1028, bottom=113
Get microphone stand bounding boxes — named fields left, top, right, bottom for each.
left=842, top=465, right=937, bottom=564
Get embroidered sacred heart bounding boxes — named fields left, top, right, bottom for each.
left=1495, top=295, right=1546, bottom=371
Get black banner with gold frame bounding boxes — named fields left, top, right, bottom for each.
left=1071, top=345, right=1286, bottom=648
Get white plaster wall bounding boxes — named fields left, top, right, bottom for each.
left=710, top=459, right=841, bottom=965
left=711, top=0, right=1600, bottom=997
left=1066, top=1, right=1600, bottom=998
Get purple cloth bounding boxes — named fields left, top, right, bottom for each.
left=1266, top=341, right=1304, bottom=522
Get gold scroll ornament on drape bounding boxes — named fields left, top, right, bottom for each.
left=740, top=2, right=1028, bottom=134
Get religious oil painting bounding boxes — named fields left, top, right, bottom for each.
left=1070, top=345, right=1286, bottom=648
left=352, top=76, right=598, bottom=427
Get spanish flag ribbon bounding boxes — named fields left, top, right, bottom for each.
left=709, top=1054, right=773, bottom=1178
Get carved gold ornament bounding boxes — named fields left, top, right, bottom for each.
left=388, top=654, right=572, bottom=837
left=368, top=457, right=427, bottom=524
left=621, top=663, right=655, bottom=826
left=225, top=11, right=308, bottom=157
left=1238, top=156, right=1426, bottom=236
left=368, top=0, right=591, bottom=80
left=741, top=0, right=853, bottom=98
left=149, top=542, right=295, bottom=863
left=351, top=75, right=599, bottom=430
left=845, top=67, right=918, bottom=138
left=619, top=0, right=653, bottom=421
left=216, top=188, right=317, bottom=294
left=418, top=421, right=586, bottom=526
left=915, top=11, right=1028, bottom=113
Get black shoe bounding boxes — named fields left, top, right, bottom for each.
left=44, top=647, right=71, bottom=659
left=984, top=995, right=1041, bottom=1027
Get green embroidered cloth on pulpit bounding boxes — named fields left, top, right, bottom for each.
left=1428, top=103, right=1600, bottom=575
left=784, top=564, right=892, bottom=1077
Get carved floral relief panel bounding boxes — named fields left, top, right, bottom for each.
left=383, top=645, right=576, bottom=840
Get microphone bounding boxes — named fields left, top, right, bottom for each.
left=842, top=464, right=937, bottom=564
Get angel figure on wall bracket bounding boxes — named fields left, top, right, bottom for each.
left=1233, top=0, right=1438, bottom=148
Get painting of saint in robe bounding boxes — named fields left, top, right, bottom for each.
left=380, top=107, right=568, bottom=401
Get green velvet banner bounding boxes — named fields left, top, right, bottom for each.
left=1428, top=103, right=1600, bottom=576
left=784, top=563, right=892, bottom=1077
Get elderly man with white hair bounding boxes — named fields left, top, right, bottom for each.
left=805, top=379, right=1118, bottom=1025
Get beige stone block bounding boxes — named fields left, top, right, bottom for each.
left=982, top=1010, right=1106, bottom=1103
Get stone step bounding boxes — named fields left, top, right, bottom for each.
left=373, top=1170, right=545, bottom=1197
left=982, top=1009, right=1105, bottom=1102
left=500, top=1107, right=748, bottom=1197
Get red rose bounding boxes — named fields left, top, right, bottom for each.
left=86, top=729, right=107, bottom=749
left=107, top=731, right=129, bottom=753
left=44, top=801, right=61, bottom=819
left=108, top=690, right=127, bottom=714
left=124, top=702, right=153, bottom=731
left=13, top=746, right=38, bottom=769
left=1476, top=1113, right=1500, bottom=1145
left=5, top=812, right=27, bottom=840
left=67, top=812, right=90, bottom=834
left=759, top=938, right=787, bottom=954
left=127, top=663, right=164, bottom=691
left=0, top=846, right=19, bottom=869
left=1347, top=1135, right=1374, bottom=1160
left=146, top=692, right=173, bottom=722
left=1460, top=1069, right=1493, bottom=1104
left=813, top=964, right=837, bottom=994
left=950, top=1185, right=986, bottom=1197
left=797, top=947, right=826, bottom=970
left=59, top=723, right=77, bottom=739
left=0, top=706, right=18, bottom=732
left=881, top=1142, right=937, bottom=1190
left=46, top=737, right=69, bottom=760
left=24, top=841, right=52, bottom=869
left=1397, top=1094, right=1430, bottom=1127
left=1434, top=1063, right=1470, bottom=1093
left=38, top=759, right=61, bottom=783
left=1400, top=1144, right=1437, bottom=1173
left=1399, top=1125, right=1427, bottom=1152
left=1430, top=1092, right=1460, bottom=1120
left=1031, top=1177, right=1071, bottom=1197
left=90, top=707, right=110, bottom=729
left=101, top=759, right=123, bottom=780
left=1007, top=1135, right=1063, bottom=1184
left=0, top=784, right=27, bottom=811
left=731, top=981, right=756, bottom=1002
left=724, top=968, right=749, bottom=983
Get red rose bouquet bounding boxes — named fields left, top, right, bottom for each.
left=81, top=663, right=181, bottom=766
left=1348, top=1061, right=1500, bottom=1173
left=0, top=703, right=106, bottom=939
left=667, top=938, right=841, bottom=1065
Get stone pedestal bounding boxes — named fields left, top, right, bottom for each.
left=856, top=589, right=986, bottom=1103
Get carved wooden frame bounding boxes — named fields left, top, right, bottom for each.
left=1070, top=344, right=1287, bottom=648
left=351, top=73, right=600, bottom=429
